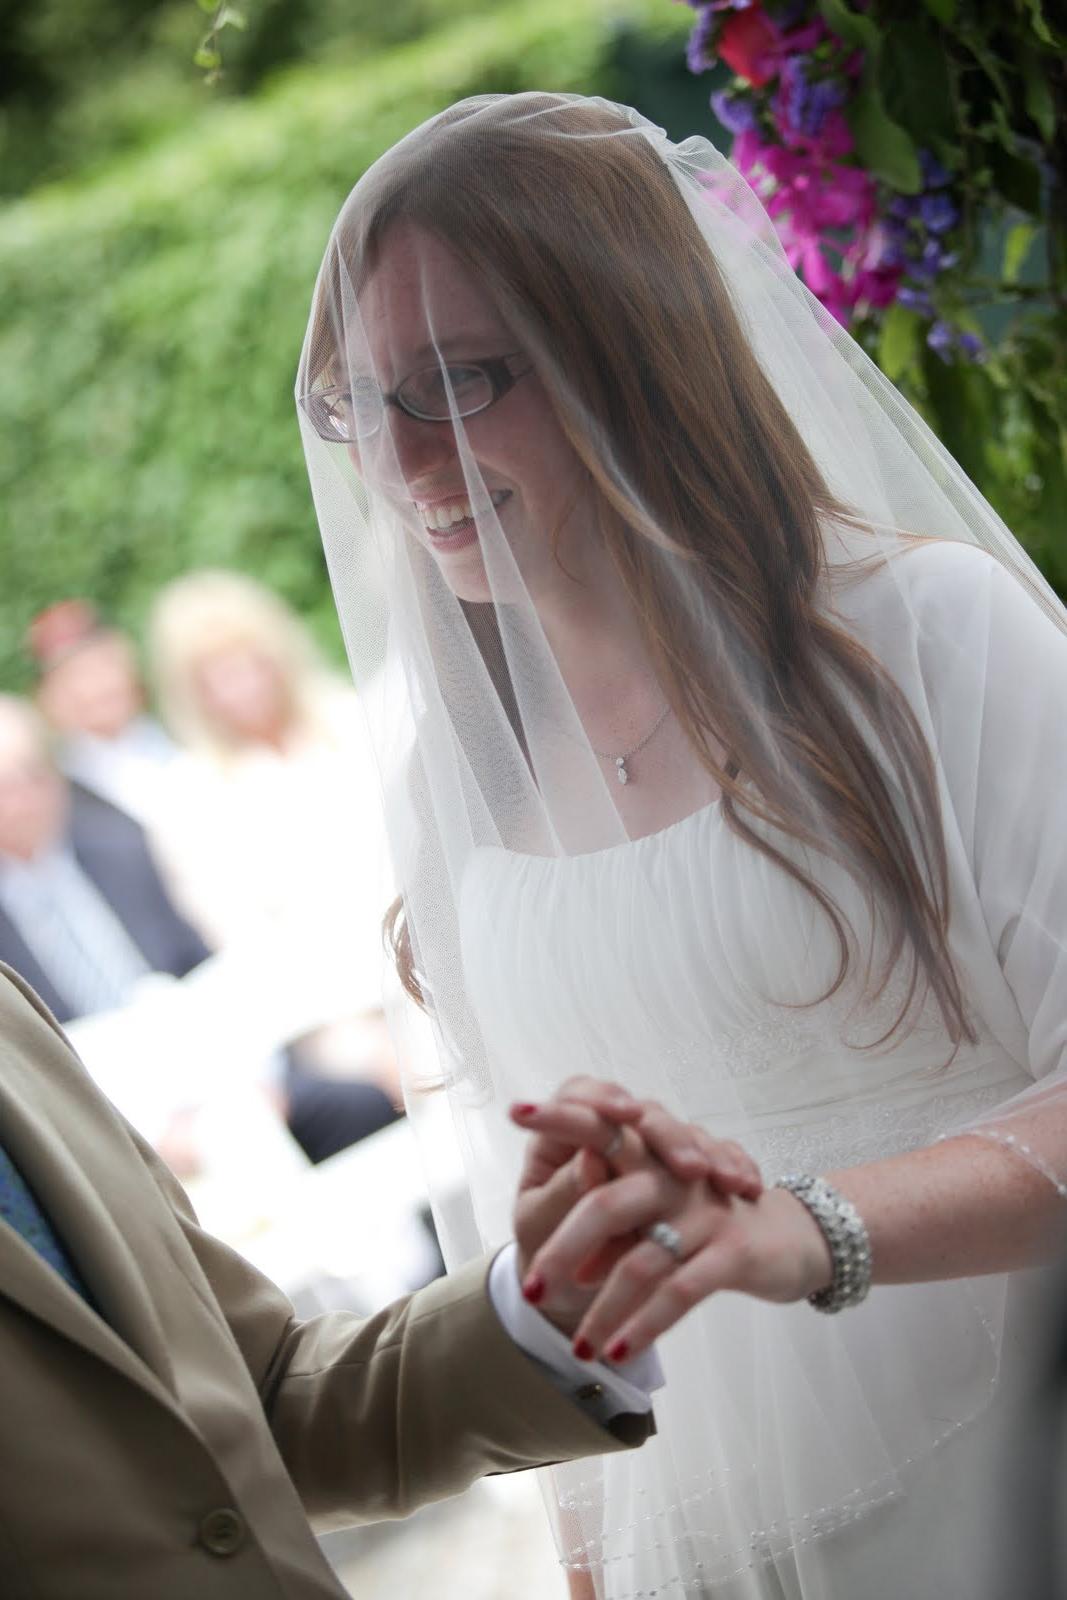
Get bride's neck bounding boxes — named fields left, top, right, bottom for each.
left=535, top=557, right=661, bottom=719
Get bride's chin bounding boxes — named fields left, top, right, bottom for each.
left=435, top=552, right=493, bottom=604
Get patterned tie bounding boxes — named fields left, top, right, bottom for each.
left=0, top=1140, right=93, bottom=1302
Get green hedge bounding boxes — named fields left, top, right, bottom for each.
left=0, top=0, right=687, bottom=684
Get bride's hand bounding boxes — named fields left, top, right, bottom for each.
left=512, top=1084, right=765, bottom=1337
left=518, top=1123, right=833, bottom=1363
left=511, top=1083, right=755, bottom=1335
left=510, top=1076, right=763, bottom=1200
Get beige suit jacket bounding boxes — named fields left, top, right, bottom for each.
left=0, top=964, right=651, bottom=1599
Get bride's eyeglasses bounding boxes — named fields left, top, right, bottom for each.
left=299, top=353, right=532, bottom=443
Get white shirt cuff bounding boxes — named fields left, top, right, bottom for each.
left=488, top=1243, right=664, bottom=1426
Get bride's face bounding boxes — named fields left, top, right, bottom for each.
left=355, top=224, right=588, bottom=603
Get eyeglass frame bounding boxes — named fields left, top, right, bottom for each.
left=298, top=352, right=533, bottom=444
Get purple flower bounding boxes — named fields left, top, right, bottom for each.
left=807, top=77, right=845, bottom=134
left=911, top=238, right=957, bottom=282
left=686, top=6, right=718, bottom=74
left=888, top=194, right=921, bottom=222
left=711, top=87, right=760, bottom=134
left=882, top=216, right=910, bottom=254
left=926, top=320, right=955, bottom=359
left=957, top=331, right=984, bottom=361
left=918, top=192, right=959, bottom=235
left=898, top=285, right=933, bottom=314
left=775, top=56, right=845, bottom=140
left=919, top=150, right=952, bottom=189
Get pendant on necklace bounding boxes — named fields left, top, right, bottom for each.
left=615, top=756, right=630, bottom=786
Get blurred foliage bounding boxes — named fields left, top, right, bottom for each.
left=0, top=0, right=618, bottom=197
left=0, top=0, right=1061, bottom=694
left=0, top=0, right=690, bottom=685
left=859, top=1, right=1067, bottom=600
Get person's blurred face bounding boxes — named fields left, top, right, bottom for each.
left=355, top=224, right=589, bottom=603
left=0, top=710, right=67, bottom=860
left=192, top=644, right=289, bottom=745
left=37, top=632, right=144, bottom=740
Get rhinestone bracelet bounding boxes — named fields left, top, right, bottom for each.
left=775, top=1173, right=873, bottom=1314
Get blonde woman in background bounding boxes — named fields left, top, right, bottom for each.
left=147, top=570, right=402, bottom=1153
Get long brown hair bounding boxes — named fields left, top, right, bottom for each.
left=333, top=94, right=970, bottom=1044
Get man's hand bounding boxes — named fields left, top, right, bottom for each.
left=509, top=1077, right=761, bottom=1337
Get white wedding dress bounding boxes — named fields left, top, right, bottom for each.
left=453, top=543, right=1067, bottom=1599
left=296, top=89, right=1067, bottom=1600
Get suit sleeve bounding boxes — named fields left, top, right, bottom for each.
left=1, top=960, right=650, bottom=1524
left=147, top=1140, right=650, bottom=1523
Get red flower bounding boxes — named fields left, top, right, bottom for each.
left=718, top=5, right=781, bottom=88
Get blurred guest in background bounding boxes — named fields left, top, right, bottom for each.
left=147, top=570, right=400, bottom=1101
left=0, top=695, right=397, bottom=1172
left=29, top=599, right=176, bottom=826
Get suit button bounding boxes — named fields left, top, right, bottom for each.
left=576, top=1382, right=605, bottom=1402
left=198, top=1508, right=246, bottom=1557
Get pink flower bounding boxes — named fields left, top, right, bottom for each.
left=731, top=126, right=897, bottom=325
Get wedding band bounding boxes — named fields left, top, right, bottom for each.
left=647, top=1220, right=685, bottom=1261
left=603, top=1127, right=625, bottom=1160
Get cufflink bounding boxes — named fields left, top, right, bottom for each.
left=575, top=1382, right=604, bottom=1402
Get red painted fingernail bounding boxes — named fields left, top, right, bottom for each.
left=573, top=1336, right=594, bottom=1361
left=521, top=1274, right=545, bottom=1305
left=606, top=1338, right=630, bottom=1363
left=512, top=1102, right=539, bottom=1118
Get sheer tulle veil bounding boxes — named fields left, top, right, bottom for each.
left=296, top=92, right=1067, bottom=1597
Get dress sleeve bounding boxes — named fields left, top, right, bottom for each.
left=907, top=546, right=1067, bottom=1194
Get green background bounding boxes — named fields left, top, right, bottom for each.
left=0, top=0, right=1061, bottom=687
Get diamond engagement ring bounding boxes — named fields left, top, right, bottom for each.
left=647, top=1221, right=685, bottom=1261
left=603, top=1127, right=625, bottom=1160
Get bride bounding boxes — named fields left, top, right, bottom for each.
left=296, top=92, right=1067, bottom=1598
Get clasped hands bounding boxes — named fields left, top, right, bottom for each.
left=510, top=1078, right=833, bottom=1365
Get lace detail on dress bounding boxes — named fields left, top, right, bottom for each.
left=750, top=1083, right=1012, bottom=1175
left=555, top=1284, right=1002, bottom=1596
left=699, top=1015, right=818, bottom=1081
left=558, top=1405, right=990, bottom=1595
left=662, top=967, right=950, bottom=1101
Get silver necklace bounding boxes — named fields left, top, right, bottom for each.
left=591, top=703, right=672, bottom=786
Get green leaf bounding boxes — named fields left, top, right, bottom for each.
left=217, top=5, right=248, bottom=30
left=193, top=44, right=223, bottom=71
left=195, top=0, right=218, bottom=13
left=1003, top=222, right=1038, bottom=284
left=987, top=145, right=1044, bottom=216
left=1021, top=49, right=1056, bottom=142
left=1021, top=0, right=1055, bottom=46
left=920, top=0, right=956, bottom=19
left=816, top=0, right=880, bottom=50
left=879, top=303, right=922, bottom=382
left=955, top=28, right=1013, bottom=111
left=879, top=26, right=954, bottom=144
left=847, top=82, right=922, bottom=193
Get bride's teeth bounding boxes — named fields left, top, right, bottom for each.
left=428, top=500, right=473, bottom=529
left=418, top=491, right=508, bottom=532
